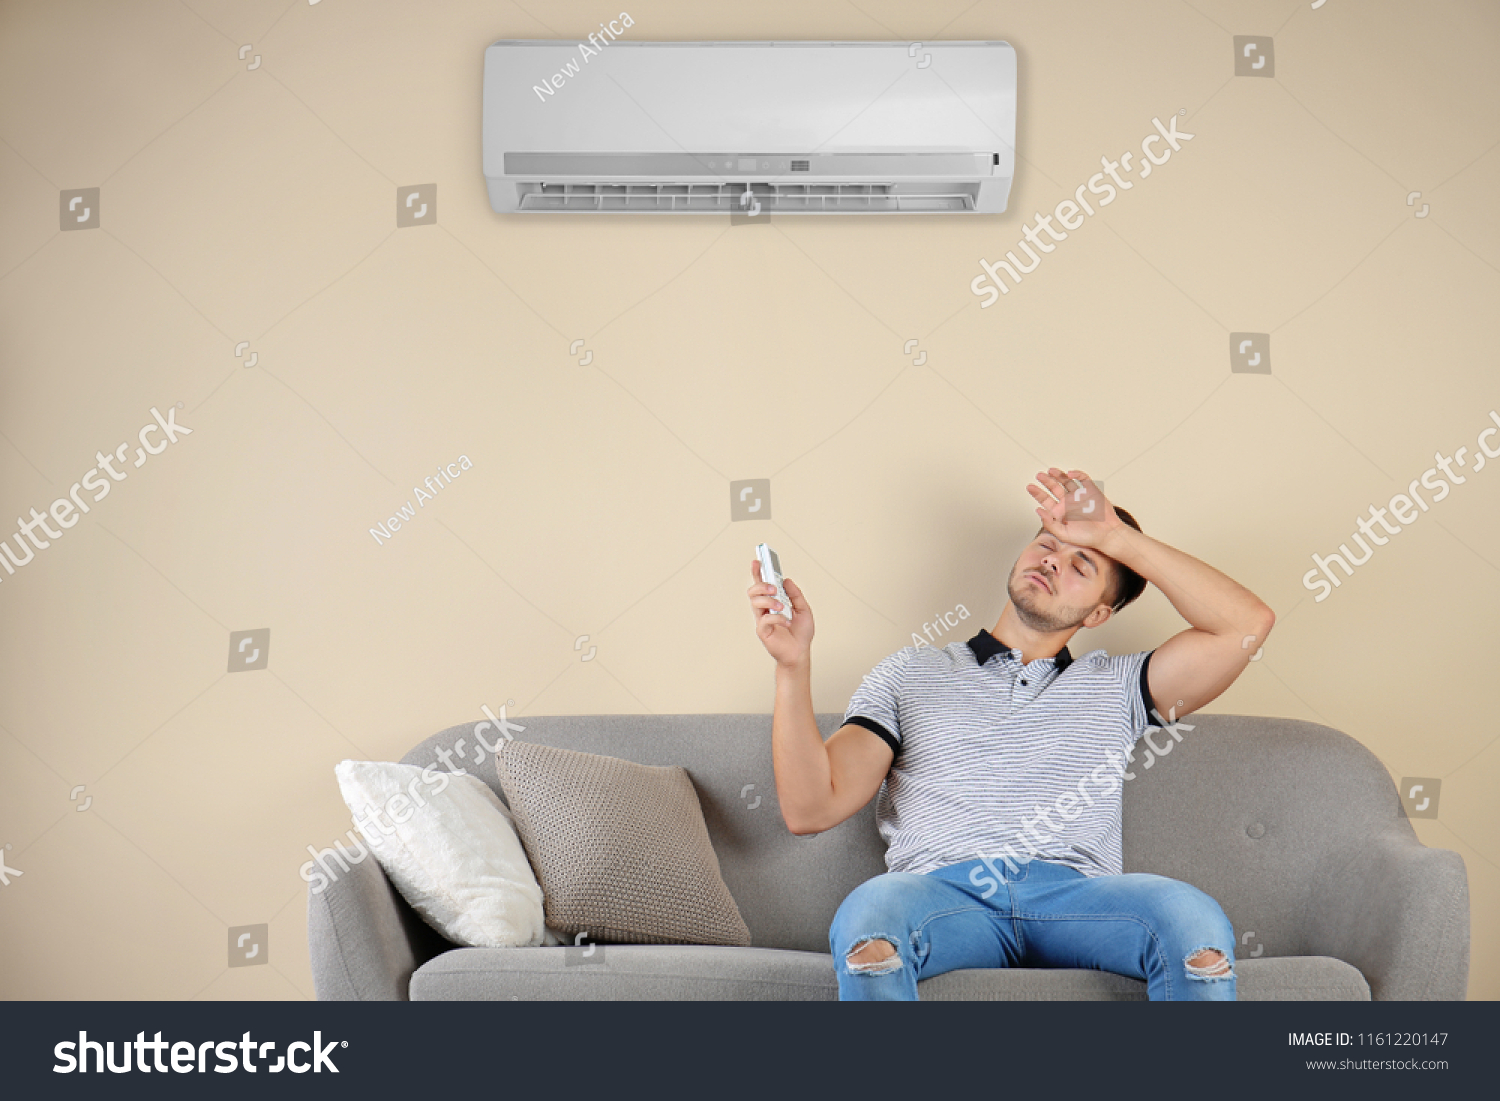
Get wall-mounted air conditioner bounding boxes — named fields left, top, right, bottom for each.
left=482, top=40, right=1016, bottom=215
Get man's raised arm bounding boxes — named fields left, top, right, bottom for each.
left=1031, top=468, right=1276, bottom=721
left=747, top=562, right=893, bottom=835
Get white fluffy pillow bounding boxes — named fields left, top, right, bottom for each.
left=334, top=760, right=545, bottom=948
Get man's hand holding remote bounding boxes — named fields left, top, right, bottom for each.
left=748, top=559, right=814, bottom=669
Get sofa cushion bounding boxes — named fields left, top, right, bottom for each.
left=919, top=956, right=1371, bottom=1001
left=496, top=740, right=752, bottom=947
left=408, top=948, right=1370, bottom=1001
left=411, top=945, right=837, bottom=1000
left=335, top=760, right=546, bottom=949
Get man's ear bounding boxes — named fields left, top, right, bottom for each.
left=1082, top=604, right=1113, bottom=629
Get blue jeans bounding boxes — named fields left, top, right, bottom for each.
left=829, top=858, right=1236, bottom=1001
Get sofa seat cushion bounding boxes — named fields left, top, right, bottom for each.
left=410, top=945, right=838, bottom=1001
left=920, top=957, right=1370, bottom=1001
left=408, top=947, right=1370, bottom=1001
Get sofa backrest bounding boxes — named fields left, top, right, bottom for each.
left=400, top=712, right=1417, bottom=956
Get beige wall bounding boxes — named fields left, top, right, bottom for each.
left=0, top=0, right=1495, bottom=1000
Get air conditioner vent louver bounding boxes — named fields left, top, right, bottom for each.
left=517, top=181, right=975, bottom=212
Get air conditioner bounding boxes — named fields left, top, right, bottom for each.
left=482, top=40, right=1016, bottom=215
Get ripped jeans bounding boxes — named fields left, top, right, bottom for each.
left=829, top=858, right=1236, bottom=1001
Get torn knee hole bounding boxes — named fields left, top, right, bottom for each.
left=1184, top=947, right=1232, bottom=979
left=845, top=936, right=902, bottom=974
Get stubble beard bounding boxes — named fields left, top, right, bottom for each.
left=1007, top=570, right=1092, bottom=634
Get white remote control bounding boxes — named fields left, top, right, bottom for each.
left=755, top=543, right=792, bottom=623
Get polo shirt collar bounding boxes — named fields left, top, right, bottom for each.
left=966, top=628, right=1073, bottom=672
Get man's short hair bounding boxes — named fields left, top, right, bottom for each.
left=1034, top=505, right=1146, bottom=614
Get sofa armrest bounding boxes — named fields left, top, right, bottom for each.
left=1303, top=828, right=1469, bottom=1001
left=307, top=851, right=452, bottom=1000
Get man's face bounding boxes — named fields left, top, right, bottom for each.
left=1006, top=532, right=1115, bottom=633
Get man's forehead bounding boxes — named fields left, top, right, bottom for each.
left=1030, top=534, right=1114, bottom=565
left=1033, top=532, right=1089, bottom=552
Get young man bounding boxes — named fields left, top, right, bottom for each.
left=746, top=468, right=1275, bottom=1001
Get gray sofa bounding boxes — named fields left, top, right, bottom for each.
left=308, top=713, right=1470, bottom=1001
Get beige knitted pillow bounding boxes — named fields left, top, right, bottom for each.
left=495, top=741, right=751, bottom=947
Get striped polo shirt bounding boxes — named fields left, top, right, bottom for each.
left=843, top=629, right=1158, bottom=879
